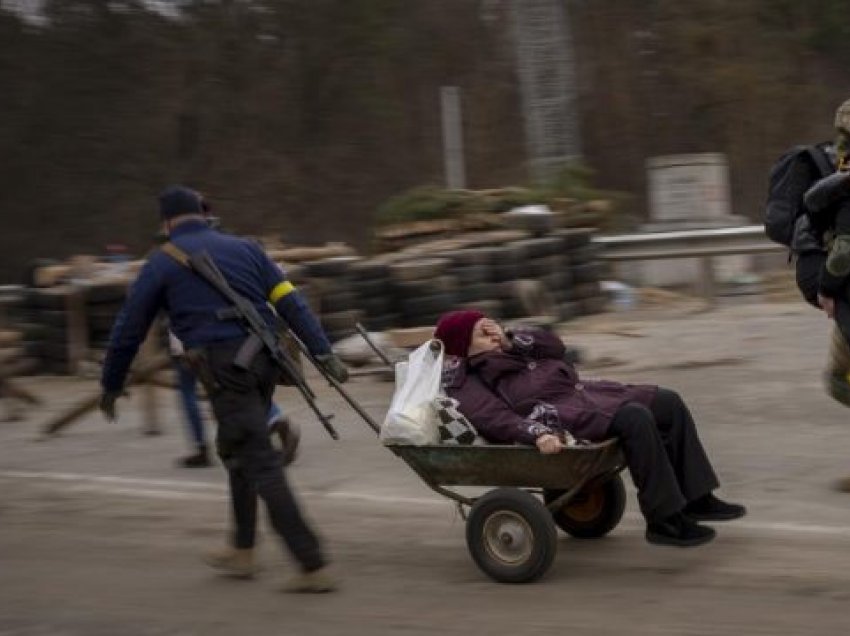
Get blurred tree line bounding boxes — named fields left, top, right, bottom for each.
left=1, top=0, right=850, bottom=282
left=572, top=0, right=850, bottom=228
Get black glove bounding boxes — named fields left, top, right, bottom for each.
left=315, top=353, right=349, bottom=383
left=99, top=390, right=123, bottom=422
left=804, top=172, right=850, bottom=216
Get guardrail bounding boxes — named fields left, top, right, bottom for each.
left=592, top=225, right=782, bottom=300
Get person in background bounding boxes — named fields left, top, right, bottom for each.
left=169, top=328, right=210, bottom=467
left=169, top=329, right=300, bottom=468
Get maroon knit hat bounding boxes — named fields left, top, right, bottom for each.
left=434, top=310, right=485, bottom=357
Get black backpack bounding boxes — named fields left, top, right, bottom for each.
left=765, top=144, right=834, bottom=247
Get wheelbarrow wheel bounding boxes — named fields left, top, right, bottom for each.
left=466, top=488, right=557, bottom=584
left=544, top=474, right=627, bottom=539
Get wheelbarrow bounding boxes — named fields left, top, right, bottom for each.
left=308, top=327, right=629, bottom=584
left=388, top=441, right=627, bottom=584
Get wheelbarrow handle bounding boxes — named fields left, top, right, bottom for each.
left=354, top=322, right=394, bottom=368
left=289, top=328, right=382, bottom=436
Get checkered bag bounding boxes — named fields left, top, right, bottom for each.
left=433, top=397, right=482, bottom=445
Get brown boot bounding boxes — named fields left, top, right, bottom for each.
left=204, top=547, right=258, bottom=579
left=280, top=566, right=338, bottom=594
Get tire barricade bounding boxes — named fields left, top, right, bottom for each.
left=5, top=228, right=608, bottom=370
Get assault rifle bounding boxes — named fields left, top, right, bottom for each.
left=161, top=243, right=339, bottom=440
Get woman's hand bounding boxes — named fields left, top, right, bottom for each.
left=535, top=433, right=564, bottom=455
left=480, top=318, right=510, bottom=349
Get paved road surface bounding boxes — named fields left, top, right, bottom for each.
left=2, top=302, right=850, bottom=635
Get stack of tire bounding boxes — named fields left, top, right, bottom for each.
left=0, top=329, right=31, bottom=376
left=389, top=258, right=458, bottom=328
left=12, top=281, right=129, bottom=375
left=436, top=248, right=503, bottom=318
left=543, top=229, right=587, bottom=322
left=84, top=281, right=130, bottom=352
left=347, top=260, right=398, bottom=332
left=18, top=287, right=75, bottom=374
left=300, top=257, right=364, bottom=343
left=556, top=229, right=608, bottom=317
left=0, top=285, right=37, bottom=376
left=492, top=237, right=564, bottom=321
left=0, top=285, right=25, bottom=329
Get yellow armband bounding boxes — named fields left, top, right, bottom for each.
left=269, top=280, right=296, bottom=303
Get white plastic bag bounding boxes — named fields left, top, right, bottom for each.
left=380, top=340, right=444, bottom=445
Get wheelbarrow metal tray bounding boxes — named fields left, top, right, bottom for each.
left=389, top=439, right=624, bottom=489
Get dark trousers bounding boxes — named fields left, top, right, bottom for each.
left=199, top=340, right=325, bottom=572
left=796, top=251, right=826, bottom=309
left=608, top=388, right=719, bottom=522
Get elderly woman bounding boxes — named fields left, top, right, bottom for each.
left=434, top=310, right=745, bottom=548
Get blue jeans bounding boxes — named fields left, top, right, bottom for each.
left=175, top=360, right=205, bottom=447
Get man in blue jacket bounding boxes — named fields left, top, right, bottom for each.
left=100, top=185, right=347, bottom=593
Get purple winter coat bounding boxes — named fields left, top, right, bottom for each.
left=441, top=328, right=656, bottom=445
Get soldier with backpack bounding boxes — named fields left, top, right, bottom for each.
left=765, top=98, right=850, bottom=490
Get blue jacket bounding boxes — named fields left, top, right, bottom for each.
left=101, top=220, right=331, bottom=392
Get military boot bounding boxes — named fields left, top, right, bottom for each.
left=827, top=234, right=850, bottom=278
left=280, top=566, right=338, bottom=594
left=204, top=547, right=258, bottom=579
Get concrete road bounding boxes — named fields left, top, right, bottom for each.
left=2, top=301, right=850, bottom=635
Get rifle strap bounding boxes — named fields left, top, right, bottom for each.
left=160, top=241, right=191, bottom=268
left=159, top=241, right=259, bottom=366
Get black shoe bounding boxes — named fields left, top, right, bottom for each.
left=179, top=446, right=212, bottom=468
left=646, top=512, right=716, bottom=547
left=270, top=417, right=300, bottom=467
left=683, top=493, right=746, bottom=522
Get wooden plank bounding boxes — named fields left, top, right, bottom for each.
left=40, top=353, right=170, bottom=437
left=386, top=327, right=434, bottom=349
left=65, top=287, right=89, bottom=376
left=0, top=331, right=23, bottom=347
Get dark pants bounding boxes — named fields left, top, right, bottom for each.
left=199, top=340, right=325, bottom=572
left=608, top=388, right=719, bottom=522
left=796, top=251, right=826, bottom=309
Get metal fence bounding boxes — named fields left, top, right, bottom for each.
left=592, top=225, right=781, bottom=299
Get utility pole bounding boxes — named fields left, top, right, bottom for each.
left=440, top=86, right=467, bottom=190
left=510, top=0, right=581, bottom=182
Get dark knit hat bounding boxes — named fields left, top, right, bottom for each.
left=158, top=185, right=203, bottom=219
left=434, top=310, right=485, bottom=357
